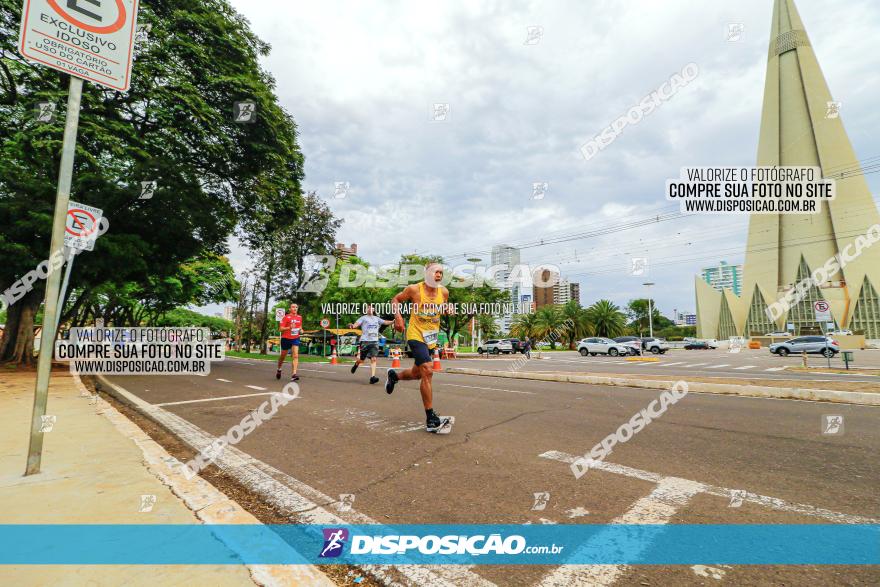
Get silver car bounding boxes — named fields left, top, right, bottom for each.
left=478, top=339, right=513, bottom=355
left=578, top=337, right=631, bottom=357
left=769, top=336, right=839, bottom=357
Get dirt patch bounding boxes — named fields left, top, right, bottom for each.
left=786, top=367, right=880, bottom=377
left=84, top=376, right=380, bottom=587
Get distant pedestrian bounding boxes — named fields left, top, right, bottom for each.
left=523, top=337, right=532, bottom=359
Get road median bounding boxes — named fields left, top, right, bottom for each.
left=445, top=367, right=880, bottom=406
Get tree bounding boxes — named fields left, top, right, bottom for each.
left=60, top=254, right=238, bottom=328
left=475, top=314, right=500, bottom=340
left=0, top=0, right=303, bottom=365
left=587, top=300, right=626, bottom=338
left=534, top=305, right=564, bottom=349
left=275, top=192, right=342, bottom=300
left=626, top=299, right=672, bottom=336
left=560, top=300, right=592, bottom=349
left=156, top=308, right=233, bottom=335
left=510, top=312, right=539, bottom=340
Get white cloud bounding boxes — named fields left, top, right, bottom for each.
left=218, top=0, right=880, bottom=317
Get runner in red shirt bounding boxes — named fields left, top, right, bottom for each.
left=276, top=303, right=302, bottom=381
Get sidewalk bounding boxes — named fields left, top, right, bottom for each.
left=0, top=369, right=333, bottom=586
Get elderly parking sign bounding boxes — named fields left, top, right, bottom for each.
left=65, top=201, right=103, bottom=251
left=19, top=0, right=140, bottom=91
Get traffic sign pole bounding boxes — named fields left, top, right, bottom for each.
left=26, top=76, right=84, bottom=476
left=56, top=248, right=75, bottom=323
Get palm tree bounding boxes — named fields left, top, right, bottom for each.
left=510, top=312, right=539, bottom=340
left=586, top=299, right=626, bottom=338
left=558, top=300, right=591, bottom=349
left=534, top=305, right=564, bottom=349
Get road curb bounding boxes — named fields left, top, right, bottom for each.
left=94, top=375, right=335, bottom=587
left=445, top=368, right=880, bottom=406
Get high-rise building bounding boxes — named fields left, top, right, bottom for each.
left=554, top=278, right=573, bottom=305
left=222, top=305, right=236, bottom=322
left=533, top=271, right=580, bottom=307
left=335, top=243, right=358, bottom=261
left=534, top=269, right=558, bottom=308
left=491, top=244, right=521, bottom=332
left=701, top=262, right=742, bottom=296
left=569, top=282, right=581, bottom=306
left=696, top=0, right=880, bottom=339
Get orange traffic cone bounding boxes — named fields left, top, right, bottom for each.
left=432, top=348, right=442, bottom=371
left=330, top=349, right=338, bottom=365
left=391, top=348, right=401, bottom=368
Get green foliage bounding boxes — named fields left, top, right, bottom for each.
left=0, top=0, right=303, bottom=363
left=510, top=312, right=539, bottom=339
left=587, top=299, right=627, bottom=338
left=626, top=298, right=673, bottom=335
left=156, top=308, right=233, bottom=334
left=655, top=325, right=695, bottom=339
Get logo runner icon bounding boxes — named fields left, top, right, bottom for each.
left=319, top=528, right=349, bottom=558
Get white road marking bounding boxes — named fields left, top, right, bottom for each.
left=101, top=377, right=491, bottom=587
left=705, top=364, right=730, bottom=369
left=216, top=378, right=232, bottom=382
left=685, top=363, right=708, bottom=367
left=539, top=451, right=879, bottom=524
left=733, top=365, right=757, bottom=370
left=538, top=477, right=705, bottom=586
left=658, top=362, right=685, bottom=367
left=154, top=392, right=278, bottom=407
left=692, top=564, right=731, bottom=580
left=245, top=385, right=267, bottom=391
left=765, top=367, right=786, bottom=372
left=443, top=383, right=535, bottom=395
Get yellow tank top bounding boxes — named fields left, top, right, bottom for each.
left=405, top=283, right=444, bottom=347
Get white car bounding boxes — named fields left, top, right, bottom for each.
left=478, top=339, right=513, bottom=354
left=577, top=337, right=631, bottom=357
left=765, top=331, right=792, bottom=337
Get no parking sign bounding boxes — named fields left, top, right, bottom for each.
left=64, top=201, right=103, bottom=250
left=813, top=300, right=831, bottom=322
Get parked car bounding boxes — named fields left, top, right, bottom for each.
left=684, top=340, right=718, bottom=350
left=769, top=336, right=839, bottom=357
left=578, top=337, right=631, bottom=357
left=503, top=338, right=526, bottom=353
left=478, top=339, right=514, bottom=354
left=640, top=337, right=670, bottom=354
left=827, top=329, right=852, bottom=336
left=613, top=336, right=643, bottom=356
left=765, top=331, right=792, bottom=337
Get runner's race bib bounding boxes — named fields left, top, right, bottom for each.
left=423, top=330, right=439, bottom=345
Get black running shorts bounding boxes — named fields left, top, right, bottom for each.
left=407, top=340, right=433, bottom=366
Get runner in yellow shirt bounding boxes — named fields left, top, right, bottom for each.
left=386, top=262, right=453, bottom=433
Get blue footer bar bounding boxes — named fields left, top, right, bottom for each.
left=0, top=524, right=876, bottom=565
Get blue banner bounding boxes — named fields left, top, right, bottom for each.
left=0, top=524, right=876, bottom=565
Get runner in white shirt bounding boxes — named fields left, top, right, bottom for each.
left=349, top=304, right=393, bottom=384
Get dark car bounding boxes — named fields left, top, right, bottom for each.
left=684, top=340, right=716, bottom=350
left=504, top=338, right=526, bottom=353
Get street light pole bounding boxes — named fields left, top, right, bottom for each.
left=643, top=282, right=655, bottom=338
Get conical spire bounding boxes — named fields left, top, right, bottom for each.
left=698, top=0, right=880, bottom=338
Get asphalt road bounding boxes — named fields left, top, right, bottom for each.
left=109, top=356, right=880, bottom=586
left=459, top=348, right=880, bottom=385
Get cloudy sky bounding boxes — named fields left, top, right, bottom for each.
left=218, top=0, right=880, bottom=319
